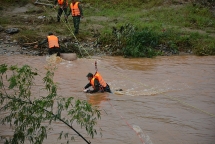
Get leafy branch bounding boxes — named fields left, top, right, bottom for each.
left=0, top=64, right=101, bottom=144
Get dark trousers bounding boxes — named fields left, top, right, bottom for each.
left=48, top=48, right=61, bottom=56
left=57, top=7, right=68, bottom=22
left=103, top=84, right=112, bottom=93
left=73, top=16, right=81, bottom=34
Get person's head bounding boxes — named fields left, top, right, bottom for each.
left=86, top=73, right=93, bottom=81
left=48, top=32, right=53, bottom=36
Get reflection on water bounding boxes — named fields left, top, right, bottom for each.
left=0, top=55, right=215, bottom=144
left=87, top=93, right=110, bottom=105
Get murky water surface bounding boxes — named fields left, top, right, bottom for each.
left=0, top=55, right=215, bottom=144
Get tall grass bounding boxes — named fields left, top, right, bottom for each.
left=123, top=28, right=160, bottom=58
left=99, top=23, right=215, bottom=57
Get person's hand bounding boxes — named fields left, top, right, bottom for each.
left=34, top=45, right=38, bottom=49
left=89, top=90, right=93, bottom=93
left=86, top=90, right=92, bottom=93
left=83, top=88, right=90, bottom=93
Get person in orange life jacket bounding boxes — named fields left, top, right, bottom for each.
left=35, top=32, right=61, bottom=56
left=67, top=0, right=83, bottom=34
left=84, top=72, right=112, bottom=93
left=54, top=0, right=68, bottom=23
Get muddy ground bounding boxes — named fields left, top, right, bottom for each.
left=0, top=3, right=108, bottom=57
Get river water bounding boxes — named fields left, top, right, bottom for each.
left=0, top=55, right=215, bottom=144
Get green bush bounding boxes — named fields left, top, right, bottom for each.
left=123, top=28, right=160, bottom=58
left=193, top=39, right=215, bottom=55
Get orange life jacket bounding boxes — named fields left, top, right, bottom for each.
left=47, top=35, right=59, bottom=48
left=90, top=72, right=107, bottom=89
left=58, top=0, right=68, bottom=6
left=70, top=2, right=80, bottom=16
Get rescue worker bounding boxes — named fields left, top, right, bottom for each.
left=54, top=0, right=68, bottom=23
left=67, top=0, right=83, bottom=34
left=84, top=72, right=112, bottom=93
left=35, top=32, right=61, bottom=56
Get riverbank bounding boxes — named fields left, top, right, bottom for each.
left=0, top=0, right=215, bottom=57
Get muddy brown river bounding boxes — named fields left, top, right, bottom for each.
left=0, top=55, right=215, bottom=144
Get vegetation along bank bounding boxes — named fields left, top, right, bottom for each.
left=0, top=0, right=215, bottom=57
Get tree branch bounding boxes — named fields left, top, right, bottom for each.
left=2, top=95, right=91, bottom=144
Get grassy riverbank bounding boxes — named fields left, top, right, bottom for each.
left=0, top=0, right=215, bottom=57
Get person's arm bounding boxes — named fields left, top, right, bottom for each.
left=67, top=6, right=71, bottom=17
left=54, top=0, right=58, bottom=5
left=89, top=79, right=100, bottom=93
left=84, top=83, right=91, bottom=89
left=34, top=38, right=48, bottom=49
left=38, top=38, right=48, bottom=46
left=63, top=1, right=68, bottom=8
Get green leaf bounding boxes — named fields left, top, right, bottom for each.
left=64, top=133, right=68, bottom=139
left=27, top=127, right=34, bottom=135
left=9, top=65, right=18, bottom=71
left=58, top=131, right=63, bottom=140
left=8, top=76, right=17, bottom=89
left=0, top=64, right=8, bottom=74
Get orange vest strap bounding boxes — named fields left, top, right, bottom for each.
left=90, top=77, right=96, bottom=88
left=94, top=72, right=107, bottom=88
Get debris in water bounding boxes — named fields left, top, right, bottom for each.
left=46, top=54, right=65, bottom=64
left=132, top=125, right=153, bottom=144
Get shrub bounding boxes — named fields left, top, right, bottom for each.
left=123, top=28, right=160, bottom=58
left=193, top=39, right=215, bottom=55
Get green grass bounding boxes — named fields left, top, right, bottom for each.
left=0, top=17, right=11, bottom=25
left=13, top=29, right=41, bottom=43
left=1, top=0, right=215, bottom=56
left=3, top=0, right=30, bottom=5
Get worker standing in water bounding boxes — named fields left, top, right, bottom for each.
left=34, top=32, right=61, bottom=56
left=84, top=72, right=111, bottom=93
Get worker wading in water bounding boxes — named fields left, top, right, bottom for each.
left=84, top=72, right=111, bottom=93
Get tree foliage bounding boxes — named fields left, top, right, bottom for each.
left=0, top=64, right=101, bottom=144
